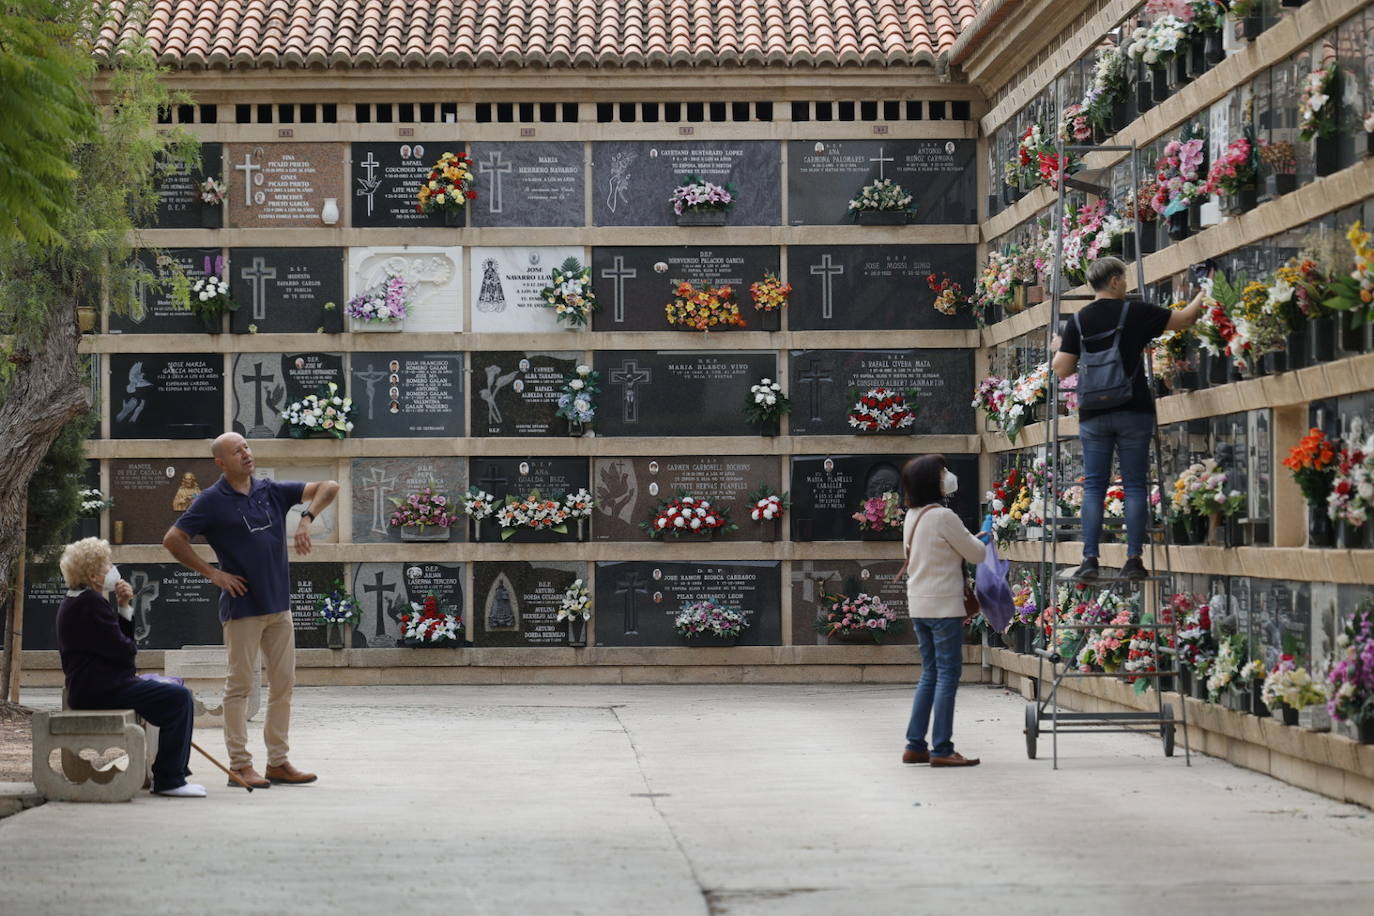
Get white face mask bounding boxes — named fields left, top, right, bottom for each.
left=941, top=469, right=958, bottom=497
left=102, top=565, right=121, bottom=593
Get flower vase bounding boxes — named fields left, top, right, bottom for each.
left=859, top=526, right=899, bottom=542
left=1108, top=98, right=1129, bottom=135
left=1002, top=183, right=1021, bottom=206
left=1222, top=187, right=1258, bottom=216
left=350, top=317, right=403, bottom=333
left=1308, top=315, right=1337, bottom=363
left=855, top=210, right=909, bottom=226
left=1207, top=351, right=1231, bottom=385
left=830, top=628, right=882, bottom=645
left=471, top=518, right=485, bottom=542
left=443, top=208, right=463, bottom=227
left=1011, top=284, right=1027, bottom=314
left=1203, top=29, right=1225, bottom=65
left=566, top=419, right=586, bottom=437
left=1359, top=720, right=1374, bottom=745
left=986, top=193, right=1000, bottom=218
left=1179, top=668, right=1193, bottom=697
left=1152, top=66, right=1172, bottom=101
left=1281, top=705, right=1299, bottom=727
left=326, top=623, right=345, bottom=650
left=576, top=517, right=588, bottom=542
left=1337, top=521, right=1365, bottom=550
left=1338, top=311, right=1369, bottom=354
left=1298, top=704, right=1331, bottom=731
left=1236, top=16, right=1265, bottom=41
left=682, top=633, right=741, bottom=648
left=1251, top=682, right=1270, bottom=718
left=1192, top=676, right=1209, bottom=701
left=567, top=617, right=587, bottom=647
left=200, top=314, right=223, bottom=335
left=677, top=209, right=728, bottom=227
left=1014, top=624, right=1034, bottom=655
left=757, top=308, right=781, bottom=332
left=1368, top=131, right=1374, bottom=158
left=400, top=524, right=451, bottom=542
left=1313, top=135, right=1341, bottom=178
left=1185, top=35, right=1209, bottom=78
left=1206, top=511, right=1224, bottom=546
left=753, top=417, right=780, bottom=438
left=1308, top=507, right=1335, bottom=547
left=1265, top=172, right=1298, bottom=199
left=757, top=519, right=779, bottom=543
left=1167, top=55, right=1190, bottom=92
left=1187, top=200, right=1204, bottom=233
left=77, top=305, right=98, bottom=333
left=201, top=205, right=223, bottom=229
left=1166, top=210, right=1190, bottom=241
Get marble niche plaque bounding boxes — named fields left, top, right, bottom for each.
left=229, top=248, right=344, bottom=334
left=593, top=561, right=782, bottom=647
left=350, top=141, right=458, bottom=228
left=468, top=457, right=590, bottom=544
left=590, top=246, right=780, bottom=332
left=349, top=352, right=463, bottom=438
left=232, top=353, right=344, bottom=440
left=469, top=142, right=585, bottom=228
left=471, top=561, right=584, bottom=648
left=149, top=143, right=222, bottom=229
left=593, top=350, right=776, bottom=438
left=346, top=247, right=463, bottom=332
left=592, top=455, right=782, bottom=543
left=789, top=560, right=914, bottom=646
left=468, top=246, right=585, bottom=333
left=349, top=562, right=464, bottom=648
left=108, top=459, right=220, bottom=545
left=786, top=245, right=977, bottom=331
left=787, top=349, right=975, bottom=436
left=110, top=249, right=223, bottom=335
left=592, top=140, right=782, bottom=226
left=789, top=454, right=979, bottom=542
left=109, top=354, right=223, bottom=440
left=288, top=563, right=346, bottom=649
left=787, top=140, right=978, bottom=225
left=350, top=457, right=468, bottom=545
left=470, top=351, right=579, bottom=437
left=226, top=143, right=346, bottom=229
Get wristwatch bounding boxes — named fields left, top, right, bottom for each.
left=301, top=510, right=316, bottom=522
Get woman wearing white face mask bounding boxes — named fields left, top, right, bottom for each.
left=896, top=456, right=991, bottom=768
left=55, top=537, right=204, bottom=797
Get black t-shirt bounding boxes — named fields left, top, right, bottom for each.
left=1059, top=298, right=1172, bottom=421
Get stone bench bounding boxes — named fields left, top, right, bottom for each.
left=163, top=646, right=261, bottom=729
left=31, top=710, right=148, bottom=803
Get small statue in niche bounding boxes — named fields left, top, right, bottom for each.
left=171, top=472, right=202, bottom=511
left=487, top=576, right=517, bottom=630
left=475, top=258, right=507, bottom=313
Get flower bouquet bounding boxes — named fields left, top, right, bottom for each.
left=665, top=281, right=745, bottom=331
left=1150, top=307, right=1197, bottom=390
left=1126, top=15, right=1190, bottom=69
left=1081, top=44, right=1128, bottom=134
left=399, top=595, right=463, bottom=646
left=1076, top=605, right=1135, bottom=673
left=1263, top=655, right=1329, bottom=725
left=1170, top=458, right=1244, bottom=543
left=187, top=259, right=237, bottom=330
left=927, top=272, right=968, bottom=316
left=852, top=491, right=903, bottom=534
left=1299, top=63, right=1339, bottom=142
left=1171, top=594, right=1216, bottom=694
left=847, top=387, right=916, bottom=433
left=281, top=382, right=354, bottom=439
left=671, top=175, right=734, bottom=225
left=1224, top=278, right=1285, bottom=374
left=555, top=364, right=599, bottom=434
left=1327, top=602, right=1374, bottom=738
left=643, top=494, right=735, bottom=539
left=972, top=375, right=1010, bottom=428
left=1322, top=222, right=1374, bottom=327
left=1284, top=427, right=1339, bottom=544
left=746, top=483, right=787, bottom=541
left=1153, top=134, right=1207, bottom=238
left=558, top=579, right=592, bottom=644
left=541, top=258, right=596, bottom=327
left=199, top=176, right=226, bottom=227
left=345, top=273, right=412, bottom=331
left=815, top=591, right=906, bottom=644
left=848, top=177, right=913, bottom=224
left=1203, top=135, right=1258, bottom=203
left=563, top=488, right=595, bottom=540
left=1206, top=632, right=1245, bottom=701
left=463, top=487, right=498, bottom=540
left=749, top=272, right=790, bottom=330
left=743, top=377, right=791, bottom=434
left=78, top=488, right=112, bottom=517
left=316, top=582, right=360, bottom=626
left=1124, top=627, right=1161, bottom=693
left=1327, top=434, right=1374, bottom=531
left=416, top=151, right=476, bottom=223
left=389, top=484, right=461, bottom=541
left=495, top=490, right=572, bottom=541
left=674, top=599, right=748, bottom=643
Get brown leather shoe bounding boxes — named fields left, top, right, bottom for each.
left=930, top=752, right=981, bottom=768
left=265, top=762, right=318, bottom=785
left=902, top=749, right=930, bottom=764
left=228, top=766, right=271, bottom=789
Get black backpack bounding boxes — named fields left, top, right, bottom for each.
left=1073, top=301, right=1136, bottom=411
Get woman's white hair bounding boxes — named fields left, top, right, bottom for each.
left=59, top=537, right=112, bottom=590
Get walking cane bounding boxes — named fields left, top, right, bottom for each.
left=191, top=740, right=255, bottom=792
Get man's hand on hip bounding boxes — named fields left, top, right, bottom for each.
left=211, top=569, right=249, bottom=597
left=294, top=520, right=313, bottom=555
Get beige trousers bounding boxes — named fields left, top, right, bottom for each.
left=223, top=610, right=295, bottom=770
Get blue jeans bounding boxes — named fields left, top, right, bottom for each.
left=75, top=676, right=195, bottom=793
left=1079, top=410, right=1155, bottom=560
left=905, top=617, right=965, bottom=758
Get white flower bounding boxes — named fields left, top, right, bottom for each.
left=570, top=379, right=584, bottom=390
left=576, top=365, right=591, bottom=375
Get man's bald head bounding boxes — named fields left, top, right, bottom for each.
left=211, top=432, right=245, bottom=460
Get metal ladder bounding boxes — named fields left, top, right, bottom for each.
left=1022, top=109, right=1191, bottom=768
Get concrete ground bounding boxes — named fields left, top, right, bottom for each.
left=2, top=684, right=1372, bottom=916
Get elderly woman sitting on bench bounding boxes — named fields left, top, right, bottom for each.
left=55, top=537, right=205, bottom=798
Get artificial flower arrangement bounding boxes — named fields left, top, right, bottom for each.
left=1223, top=278, right=1284, bottom=374
left=1192, top=272, right=1240, bottom=358
left=972, top=251, right=1015, bottom=325
left=389, top=484, right=462, bottom=534
left=1271, top=257, right=1329, bottom=322
left=670, top=175, right=734, bottom=215
left=986, top=468, right=1027, bottom=545
left=541, top=258, right=596, bottom=327
left=1081, top=44, right=1129, bottom=132
left=815, top=590, right=906, bottom=644
left=1150, top=305, right=1196, bottom=388
left=749, top=272, right=791, bottom=314
left=187, top=255, right=237, bottom=324
left=1123, top=626, right=1161, bottom=692
left=462, top=487, right=497, bottom=523
left=1283, top=427, right=1339, bottom=513
left=1004, top=363, right=1051, bottom=443
left=847, top=387, right=917, bottom=432
left=1074, top=592, right=1138, bottom=673
left=315, top=580, right=361, bottom=627
left=1005, top=122, right=1048, bottom=188
left=1122, top=179, right=1160, bottom=226
left=852, top=491, right=903, bottom=532
left=1171, top=593, right=1217, bottom=679
left=493, top=490, right=584, bottom=540
left=746, top=483, right=788, bottom=524
left=1058, top=103, right=1094, bottom=144
left=78, top=488, right=112, bottom=517
left=399, top=595, right=463, bottom=644
left=1327, top=601, right=1374, bottom=727
left=557, top=579, right=592, bottom=623
left=1327, top=433, right=1374, bottom=528
left=643, top=493, right=736, bottom=539
left=1299, top=62, right=1339, bottom=141
left=200, top=176, right=227, bottom=205
left=1262, top=655, right=1329, bottom=713
left=665, top=281, right=745, bottom=331
left=345, top=273, right=413, bottom=325
left=1152, top=134, right=1208, bottom=220
left=847, top=177, right=913, bottom=214
left=555, top=364, right=599, bottom=428
left=1202, top=135, right=1259, bottom=197
left=1056, top=200, right=1129, bottom=286
left=416, top=151, right=476, bottom=214
left=1171, top=458, right=1245, bottom=521
left=744, top=378, right=792, bottom=426
left=1010, top=573, right=1040, bottom=627
left=674, top=599, right=749, bottom=640
left=281, top=382, right=355, bottom=439
left=1322, top=221, right=1374, bottom=325
left=972, top=375, right=1010, bottom=428
left=1206, top=632, right=1246, bottom=699
left=927, top=272, right=968, bottom=316
left=1257, top=139, right=1297, bottom=179
left=1125, top=14, right=1190, bottom=68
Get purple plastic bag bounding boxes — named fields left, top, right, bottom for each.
left=974, top=541, right=1014, bottom=632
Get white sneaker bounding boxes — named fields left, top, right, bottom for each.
left=153, top=783, right=207, bottom=798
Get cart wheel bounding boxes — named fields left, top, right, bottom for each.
left=1025, top=701, right=1039, bottom=760
left=1161, top=703, right=1176, bottom=757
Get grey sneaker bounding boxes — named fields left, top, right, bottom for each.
left=1075, top=558, right=1100, bottom=581
left=1119, top=557, right=1149, bottom=580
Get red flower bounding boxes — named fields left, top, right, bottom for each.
left=466, top=190, right=478, bottom=199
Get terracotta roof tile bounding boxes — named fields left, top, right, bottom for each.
left=92, top=1, right=981, bottom=70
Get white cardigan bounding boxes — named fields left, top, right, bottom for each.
left=902, top=506, right=988, bottom=618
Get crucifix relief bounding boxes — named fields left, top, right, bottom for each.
left=234, top=150, right=260, bottom=207
left=809, top=254, right=844, bottom=321
left=128, top=570, right=161, bottom=644
left=479, top=151, right=513, bottom=214
left=609, top=360, right=652, bottom=423
left=351, top=363, right=388, bottom=420
left=359, top=467, right=397, bottom=535
left=363, top=571, right=397, bottom=639
left=240, top=360, right=277, bottom=435
left=240, top=257, right=278, bottom=321
left=477, top=464, right=509, bottom=496
left=356, top=151, right=382, bottom=216
left=870, top=145, right=893, bottom=180
left=614, top=572, right=649, bottom=635
left=797, top=358, right=835, bottom=422
left=600, top=256, right=637, bottom=323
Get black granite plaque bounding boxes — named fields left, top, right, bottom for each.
left=468, top=457, right=590, bottom=544
left=787, top=349, right=975, bottom=436
left=593, top=561, right=781, bottom=647
left=470, top=351, right=579, bottom=437
left=350, top=457, right=468, bottom=545
left=110, top=250, right=224, bottom=335
left=787, top=140, right=977, bottom=225
left=789, top=559, right=914, bottom=646
left=109, top=354, right=223, bottom=440
left=289, top=563, right=346, bottom=649
left=351, top=142, right=459, bottom=227
left=592, top=455, right=782, bottom=543
left=350, top=352, right=463, bottom=438
left=350, top=562, right=465, bottom=648
left=232, top=353, right=343, bottom=440
left=592, top=141, right=781, bottom=226
left=228, top=248, right=344, bottom=334
left=149, top=143, right=223, bottom=229
left=593, top=350, right=776, bottom=438
left=589, top=246, right=780, bottom=331
left=469, top=142, right=585, bottom=228
left=786, top=245, right=977, bottom=330
left=471, top=561, right=583, bottom=647
left=789, top=454, right=979, bottom=541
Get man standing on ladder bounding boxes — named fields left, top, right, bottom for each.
left=1052, top=257, right=1205, bottom=581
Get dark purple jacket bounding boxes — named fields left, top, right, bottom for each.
left=56, top=589, right=139, bottom=707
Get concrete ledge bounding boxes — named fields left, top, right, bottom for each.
left=0, top=783, right=45, bottom=820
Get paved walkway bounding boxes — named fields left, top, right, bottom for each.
left=2, top=684, right=1372, bottom=915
